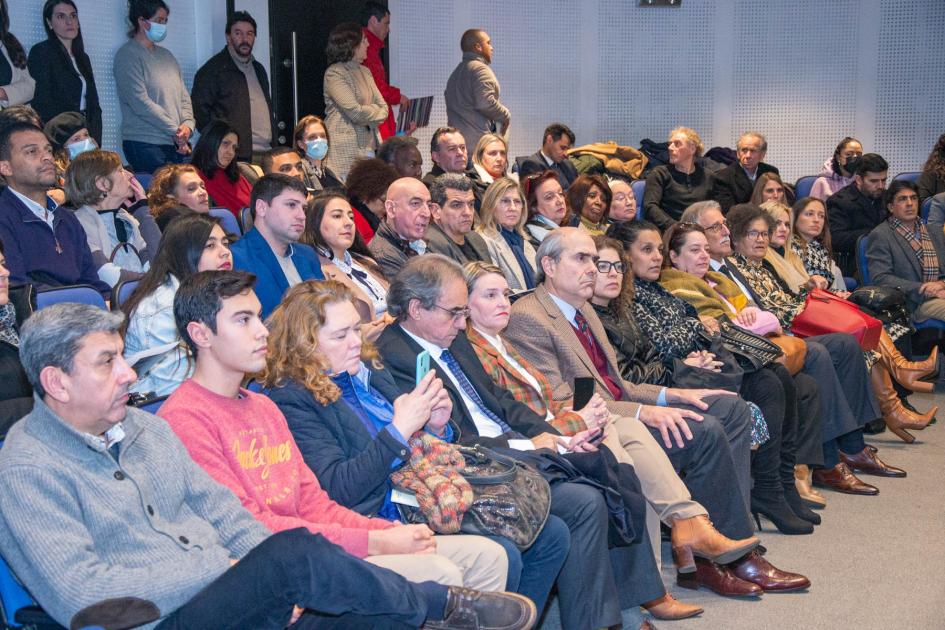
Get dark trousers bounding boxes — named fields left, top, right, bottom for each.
left=741, top=366, right=786, bottom=496
left=155, top=528, right=441, bottom=630
left=791, top=372, right=824, bottom=467
left=123, top=140, right=188, bottom=175
left=651, top=395, right=755, bottom=540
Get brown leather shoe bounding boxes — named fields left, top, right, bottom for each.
left=794, top=464, right=826, bottom=508
left=728, top=550, right=811, bottom=592
left=811, top=463, right=879, bottom=495
left=670, top=514, right=759, bottom=573
left=840, top=446, right=907, bottom=478
left=677, top=558, right=762, bottom=597
left=642, top=593, right=703, bottom=620
left=422, top=587, right=537, bottom=630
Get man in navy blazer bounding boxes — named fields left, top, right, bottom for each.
left=230, top=174, right=323, bottom=316
left=710, top=132, right=780, bottom=213
left=516, top=123, right=578, bottom=190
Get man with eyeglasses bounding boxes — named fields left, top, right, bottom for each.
left=681, top=200, right=758, bottom=300
left=368, top=177, right=432, bottom=279
left=424, top=173, right=490, bottom=264
left=867, top=179, right=945, bottom=322
left=710, top=132, right=779, bottom=213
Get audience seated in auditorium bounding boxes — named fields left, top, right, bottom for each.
left=644, top=127, right=713, bottom=231
left=360, top=2, right=409, bottom=140
left=0, top=237, right=31, bottom=433
left=368, top=176, right=430, bottom=279
left=867, top=179, right=945, bottom=322
left=113, top=0, right=194, bottom=173
left=471, top=132, right=509, bottom=185
left=377, top=134, right=423, bottom=178
left=523, top=169, right=567, bottom=246
left=608, top=178, right=638, bottom=224
left=425, top=173, right=490, bottom=264
left=826, top=152, right=889, bottom=276
left=260, top=146, right=305, bottom=182
left=445, top=29, right=509, bottom=157
left=710, top=132, right=779, bottom=213
left=0, top=3, right=34, bottom=109
left=147, top=163, right=210, bottom=230
left=0, top=122, right=109, bottom=296
left=66, top=150, right=159, bottom=287
left=160, top=270, right=511, bottom=595
left=29, top=0, right=102, bottom=144
left=0, top=302, right=532, bottom=629
left=919, top=132, right=945, bottom=203
left=261, top=279, right=568, bottom=618
left=790, top=196, right=848, bottom=292
left=475, top=177, right=537, bottom=292
left=293, top=114, right=344, bottom=193
left=301, top=191, right=391, bottom=335
left=344, top=157, right=400, bottom=242
left=122, top=213, right=230, bottom=398
left=230, top=174, right=323, bottom=317
left=323, top=22, right=387, bottom=182
left=566, top=174, right=612, bottom=236
left=192, top=11, right=274, bottom=164
left=191, top=120, right=252, bottom=218
left=517, top=123, right=577, bottom=189
left=810, top=137, right=862, bottom=201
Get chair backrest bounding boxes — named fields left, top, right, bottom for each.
left=239, top=206, right=254, bottom=233
left=631, top=180, right=646, bottom=219
left=893, top=171, right=920, bottom=183
left=794, top=175, right=819, bottom=200
left=209, top=208, right=242, bottom=237
left=111, top=279, right=141, bottom=312
left=134, top=172, right=153, bottom=191
left=35, top=285, right=107, bottom=311
left=921, top=197, right=933, bottom=224
left=857, top=235, right=871, bottom=285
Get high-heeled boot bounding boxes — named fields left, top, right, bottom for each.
left=870, top=363, right=937, bottom=443
left=794, top=464, right=826, bottom=508
left=877, top=330, right=938, bottom=393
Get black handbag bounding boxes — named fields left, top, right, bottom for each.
left=715, top=321, right=783, bottom=372
left=847, top=285, right=911, bottom=328
left=395, top=443, right=552, bottom=551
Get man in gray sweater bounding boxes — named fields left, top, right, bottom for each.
left=0, top=303, right=535, bottom=630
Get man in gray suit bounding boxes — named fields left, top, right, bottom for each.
left=867, top=179, right=945, bottom=321
left=425, top=173, right=490, bottom=264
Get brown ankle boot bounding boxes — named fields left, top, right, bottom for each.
left=869, top=363, right=936, bottom=443
left=877, top=331, right=938, bottom=393
left=794, top=464, right=826, bottom=508
left=642, top=593, right=703, bottom=620
left=670, top=515, right=759, bottom=573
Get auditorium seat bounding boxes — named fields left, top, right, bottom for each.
left=631, top=180, right=645, bottom=219
left=134, top=172, right=153, bottom=191
left=111, top=279, right=140, bottom=311
left=893, top=171, right=920, bottom=183
left=35, top=285, right=107, bottom=311
left=794, top=175, right=819, bottom=200
left=209, top=208, right=242, bottom=237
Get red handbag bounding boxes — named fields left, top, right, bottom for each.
left=790, top=289, right=882, bottom=351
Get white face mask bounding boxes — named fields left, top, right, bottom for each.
left=66, top=137, right=97, bottom=159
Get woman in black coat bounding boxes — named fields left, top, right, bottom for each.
left=0, top=237, right=32, bottom=437
left=28, top=0, right=101, bottom=144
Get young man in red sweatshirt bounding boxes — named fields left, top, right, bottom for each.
left=158, top=269, right=513, bottom=597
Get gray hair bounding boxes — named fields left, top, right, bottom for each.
left=429, top=173, right=473, bottom=207
left=680, top=200, right=722, bottom=225
left=19, top=303, right=125, bottom=398
left=737, top=131, right=768, bottom=152
left=387, top=254, right=465, bottom=321
left=534, top=228, right=569, bottom=285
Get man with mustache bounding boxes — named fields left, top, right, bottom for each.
left=192, top=10, right=276, bottom=164
left=424, top=173, right=490, bottom=264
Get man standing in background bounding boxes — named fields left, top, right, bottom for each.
left=361, top=2, right=410, bottom=140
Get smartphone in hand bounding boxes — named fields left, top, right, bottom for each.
left=415, top=350, right=431, bottom=386
left=573, top=377, right=595, bottom=411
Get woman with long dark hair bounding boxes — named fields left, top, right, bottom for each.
left=0, top=0, right=34, bottom=108
left=28, top=0, right=102, bottom=144
left=919, top=132, right=945, bottom=202
left=122, top=214, right=232, bottom=397
left=191, top=119, right=252, bottom=217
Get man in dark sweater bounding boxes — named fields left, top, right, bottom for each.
left=425, top=173, right=490, bottom=264
left=421, top=127, right=486, bottom=209
left=827, top=153, right=889, bottom=277
left=0, top=122, right=109, bottom=296
left=711, top=132, right=779, bottom=213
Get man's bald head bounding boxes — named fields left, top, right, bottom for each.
left=460, top=29, right=485, bottom=52
left=384, top=177, right=431, bottom=241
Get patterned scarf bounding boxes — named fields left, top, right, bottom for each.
left=729, top=254, right=806, bottom=329
left=0, top=303, right=18, bottom=348
left=889, top=217, right=938, bottom=282
left=790, top=236, right=834, bottom=285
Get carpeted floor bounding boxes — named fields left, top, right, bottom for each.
left=544, top=390, right=945, bottom=629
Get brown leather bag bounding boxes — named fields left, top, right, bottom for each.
left=769, top=335, right=807, bottom=375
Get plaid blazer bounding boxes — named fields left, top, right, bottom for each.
left=466, top=326, right=587, bottom=436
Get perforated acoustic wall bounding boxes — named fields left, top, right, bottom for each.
left=390, top=0, right=945, bottom=182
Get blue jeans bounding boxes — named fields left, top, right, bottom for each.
left=155, top=528, right=446, bottom=629
left=122, top=140, right=188, bottom=175
left=488, top=514, right=569, bottom=616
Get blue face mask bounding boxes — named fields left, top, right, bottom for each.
left=66, top=138, right=97, bottom=160
left=146, top=20, right=167, bottom=43
left=305, top=138, right=329, bottom=160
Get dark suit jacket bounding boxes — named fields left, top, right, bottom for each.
left=27, top=39, right=102, bottom=144
left=517, top=150, right=578, bottom=189
left=865, top=220, right=945, bottom=310
left=710, top=162, right=779, bottom=213
left=424, top=221, right=490, bottom=263
left=375, top=324, right=557, bottom=447
left=827, top=182, right=887, bottom=257
left=191, top=47, right=276, bottom=161
left=267, top=371, right=409, bottom=517
left=229, top=227, right=324, bottom=317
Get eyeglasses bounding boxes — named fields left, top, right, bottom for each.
left=432, top=304, right=470, bottom=321
left=596, top=261, right=625, bottom=274
left=746, top=229, right=770, bottom=241
left=704, top=220, right=729, bottom=234
left=612, top=193, right=635, bottom=204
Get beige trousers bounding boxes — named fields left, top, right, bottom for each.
left=366, top=534, right=508, bottom=591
